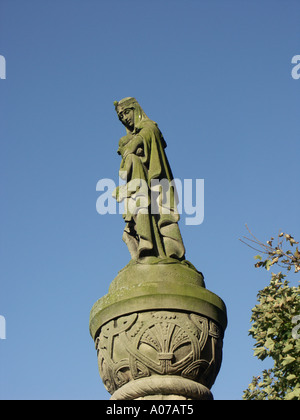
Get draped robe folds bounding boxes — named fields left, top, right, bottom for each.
left=115, top=119, right=186, bottom=261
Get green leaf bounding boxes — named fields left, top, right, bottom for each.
left=282, top=355, right=296, bottom=366
left=266, top=328, right=276, bottom=336
left=254, top=255, right=262, bottom=260
left=253, top=347, right=267, bottom=360
left=282, top=343, right=294, bottom=354
left=265, top=338, right=275, bottom=351
left=285, top=388, right=300, bottom=400
left=265, top=260, right=272, bottom=271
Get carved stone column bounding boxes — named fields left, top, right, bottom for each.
left=89, top=262, right=227, bottom=400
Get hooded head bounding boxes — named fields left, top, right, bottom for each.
left=114, top=97, right=151, bottom=134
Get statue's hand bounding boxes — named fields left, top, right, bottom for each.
left=136, top=147, right=144, bottom=156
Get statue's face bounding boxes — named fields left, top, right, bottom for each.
left=117, top=107, right=134, bottom=131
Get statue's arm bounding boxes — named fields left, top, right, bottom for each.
left=123, top=135, right=144, bottom=158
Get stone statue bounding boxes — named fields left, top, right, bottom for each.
left=89, top=98, right=227, bottom=401
left=113, top=97, right=185, bottom=262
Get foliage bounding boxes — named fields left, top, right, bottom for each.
left=241, top=227, right=300, bottom=400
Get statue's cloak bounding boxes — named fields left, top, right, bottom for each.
left=118, top=119, right=185, bottom=261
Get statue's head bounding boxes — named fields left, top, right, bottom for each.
left=114, top=97, right=149, bottom=133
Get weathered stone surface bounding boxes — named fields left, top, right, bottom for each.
left=89, top=262, right=227, bottom=340
left=113, top=97, right=186, bottom=262
left=89, top=263, right=227, bottom=400
left=111, top=376, right=213, bottom=400
left=94, top=308, right=223, bottom=400
left=89, top=98, right=227, bottom=400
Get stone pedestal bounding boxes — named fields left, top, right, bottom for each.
left=89, top=261, right=227, bottom=400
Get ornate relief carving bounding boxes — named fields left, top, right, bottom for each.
left=95, top=310, right=223, bottom=398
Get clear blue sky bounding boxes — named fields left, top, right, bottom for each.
left=1, top=0, right=299, bottom=400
